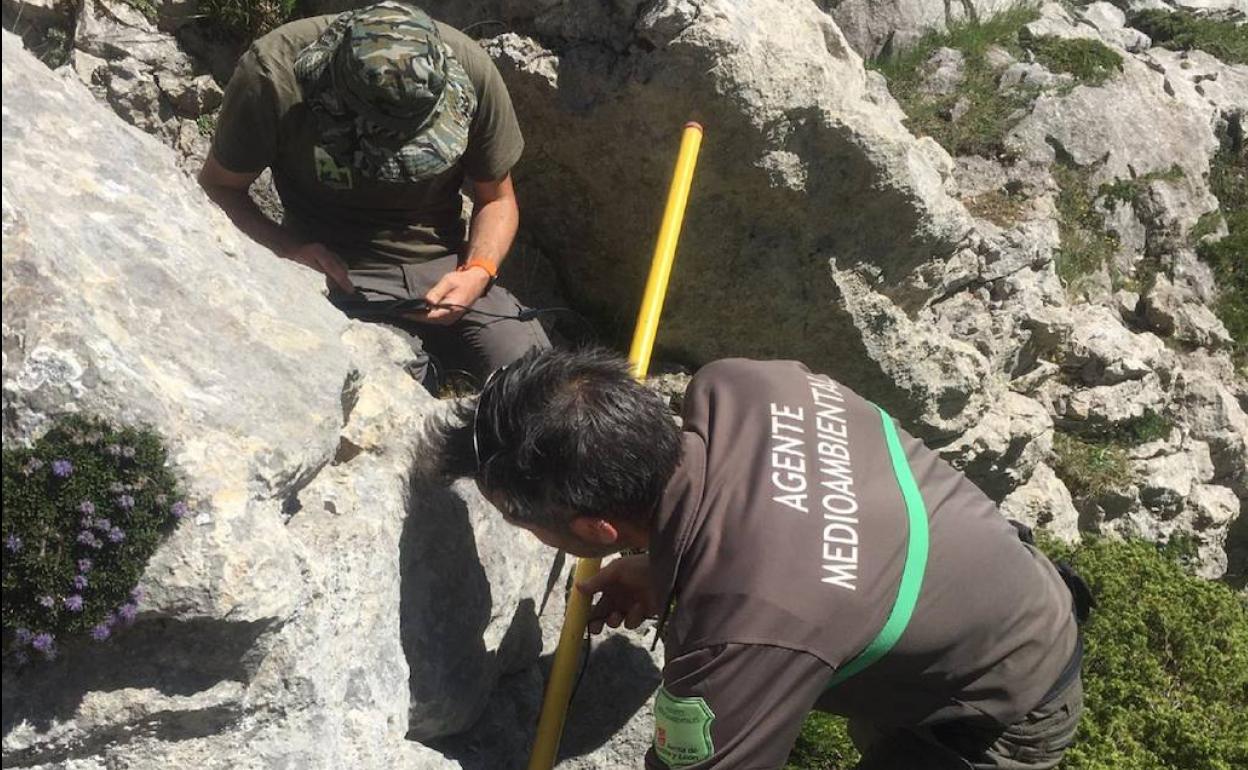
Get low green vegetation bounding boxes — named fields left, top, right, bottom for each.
left=1026, top=36, right=1123, bottom=87
left=786, top=538, right=1248, bottom=769
left=1098, top=165, right=1184, bottom=209
left=1053, top=162, right=1120, bottom=293
left=1052, top=430, right=1132, bottom=502
left=1196, top=126, right=1248, bottom=368
left=1129, top=9, right=1248, bottom=65
left=872, top=5, right=1127, bottom=160
left=870, top=5, right=1041, bottom=158
left=198, top=0, right=302, bottom=41
left=2, top=416, right=189, bottom=663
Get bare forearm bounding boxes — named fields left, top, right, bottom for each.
left=202, top=184, right=302, bottom=259
left=465, top=195, right=518, bottom=270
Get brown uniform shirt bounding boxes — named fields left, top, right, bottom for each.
left=646, top=359, right=1077, bottom=769
left=211, top=15, right=524, bottom=268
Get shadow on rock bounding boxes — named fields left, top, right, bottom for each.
left=426, top=632, right=661, bottom=768
left=1, top=616, right=271, bottom=745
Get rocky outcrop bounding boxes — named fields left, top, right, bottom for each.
left=1, top=32, right=580, bottom=768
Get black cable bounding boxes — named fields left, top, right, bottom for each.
left=570, top=625, right=593, bottom=705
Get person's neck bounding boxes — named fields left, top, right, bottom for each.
left=614, top=519, right=652, bottom=551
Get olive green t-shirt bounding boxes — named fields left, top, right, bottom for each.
left=212, top=15, right=523, bottom=267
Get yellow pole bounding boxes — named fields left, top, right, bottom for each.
left=526, top=121, right=705, bottom=770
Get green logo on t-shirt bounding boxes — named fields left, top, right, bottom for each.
left=313, top=146, right=353, bottom=190
left=653, top=687, right=715, bottom=767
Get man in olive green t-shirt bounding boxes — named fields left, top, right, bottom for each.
left=198, top=1, right=549, bottom=387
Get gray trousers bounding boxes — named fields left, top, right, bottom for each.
left=332, top=255, right=551, bottom=388
left=850, top=674, right=1084, bottom=770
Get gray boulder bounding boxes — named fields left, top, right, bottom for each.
left=824, top=0, right=1021, bottom=59
left=1, top=32, right=554, bottom=768
left=999, top=464, right=1082, bottom=545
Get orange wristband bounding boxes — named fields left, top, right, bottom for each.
left=457, top=257, right=498, bottom=279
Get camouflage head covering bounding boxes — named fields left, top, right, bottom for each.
left=293, top=1, right=477, bottom=183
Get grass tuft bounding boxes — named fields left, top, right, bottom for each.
left=1130, top=9, right=1248, bottom=65
left=1026, top=36, right=1123, bottom=86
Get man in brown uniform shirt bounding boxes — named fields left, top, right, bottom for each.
left=438, top=348, right=1084, bottom=769
left=198, top=1, right=549, bottom=388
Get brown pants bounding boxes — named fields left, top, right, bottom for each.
left=332, top=256, right=551, bottom=388
left=850, top=674, right=1083, bottom=770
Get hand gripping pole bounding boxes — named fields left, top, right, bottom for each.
left=526, top=121, right=705, bottom=770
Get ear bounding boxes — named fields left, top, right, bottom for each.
left=568, top=516, right=621, bottom=546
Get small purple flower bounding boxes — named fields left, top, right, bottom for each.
left=78, top=500, right=97, bottom=516
left=64, top=594, right=84, bottom=612
left=31, top=633, right=54, bottom=653
left=14, top=628, right=33, bottom=646
left=78, top=558, right=94, bottom=573
left=130, top=586, right=145, bottom=603
left=4, top=533, right=21, bottom=553
left=171, top=501, right=190, bottom=520
left=116, top=495, right=135, bottom=511
left=90, top=623, right=111, bottom=641
left=108, top=527, right=125, bottom=543
left=94, top=518, right=112, bottom=532
left=37, top=595, right=55, bottom=609
left=77, top=530, right=97, bottom=546
left=50, top=459, right=73, bottom=478
left=73, top=574, right=89, bottom=590
left=117, top=603, right=139, bottom=624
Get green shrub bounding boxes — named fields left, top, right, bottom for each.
left=1129, top=9, right=1248, bottom=65
left=785, top=538, right=1248, bottom=769
left=2, top=416, right=189, bottom=663
left=1026, top=36, right=1123, bottom=86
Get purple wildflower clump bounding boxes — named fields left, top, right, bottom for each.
left=117, top=603, right=139, bottom=624
left=50, top=459, right=73, bottom=478
left=90, top=623, right=112, bottom=641
left=116, top=495, right=135, bottom=511
left=31, top=633, right=55, bottom=654
left=77, top=530, right=99, bottom=548
left=78, top=500, right=96, bottom=516
left=37, top=595, right=55, bottom=609
left=14, top=628, right=33, bottom=646
left=64, top=595, right=84, bottom=612
left=130, top=586, right=145, bottom=603
left=5, top=533, right=21, bottom=553
left=73, top=574, right=89, bottom=590
left=77, top=558, right=94, bottom=573
left=108, top=527, right=125, bottom=543
left=94, top=518, right=112, bottom=532
left=171, top=501, right=190, bottom=520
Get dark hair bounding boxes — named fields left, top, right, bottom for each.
left=435, top=346, right=682, bottom=531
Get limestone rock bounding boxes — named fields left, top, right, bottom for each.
left=1, top=32, right=548, bottom=768
left=999, top=464, right=1082, bottom=544
left=941, top=392, right=1053, bottom=500
left=1134, top=440, right=1215, bottom=515
left=1060, top=374, right=1167, bottom=429
left=919, top=47, right=966, bottom=96
left=158, top=71, right=224, bottom=118
left=1140, top=274, right=1234, bottom=349
left=1062, top=306, right=1166, bottom=385
left=75, top=0, right=194, bottom=73
left=1080, top=2, right=1152, bottom=52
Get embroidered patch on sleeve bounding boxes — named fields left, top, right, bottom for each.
left=653, top=686, right=715, bottom=767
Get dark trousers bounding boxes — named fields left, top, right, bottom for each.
left=331, top=255, right=551, bottom=389
left=850, top=674, right=1084, bottom=770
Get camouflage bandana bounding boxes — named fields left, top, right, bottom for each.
left=293, top=1, right=477, bottom=183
